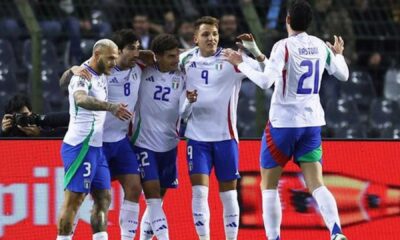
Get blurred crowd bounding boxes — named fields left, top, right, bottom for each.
left=0, top=0, right=399, bottom=138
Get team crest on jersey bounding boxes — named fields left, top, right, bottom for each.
left=84, top=179, right=91, bottom=190
left=131, top=72, right=138, bottom=81
left=215, top=62, right=223, bottom=71
left=171, top=76, right=180, bottom=89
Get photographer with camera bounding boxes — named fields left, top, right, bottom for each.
left=0, top=94, right=69, bottom=137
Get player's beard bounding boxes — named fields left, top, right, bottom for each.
left=97, top=57, right=110, bottom=75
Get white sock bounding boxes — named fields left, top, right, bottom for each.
left=146, top=198, right=169, bottom=240
left=312, top=186, right=342, bottom=236
left=92, top=231, right=108, bottom=240
left=220, top=190, right=240, bottom=240
left=120, top=200, right=139, bottom=240
left=56, top=236, right=72, bottom=240
left=140, top=207, right=154, bottom=240
left=192, top=185, right=210, bottom=238
left=262, top=189, right=282, bottom=240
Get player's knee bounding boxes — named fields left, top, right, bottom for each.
left=93, top=191, right=112, bottom=211
left=124, top=182, right=142, bottom=202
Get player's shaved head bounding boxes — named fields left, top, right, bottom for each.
left=92, top=39, right=118, bottom=54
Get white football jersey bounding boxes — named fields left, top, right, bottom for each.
left=180, top=47, right=262, bottom=142
left=132, top=65, right=187, bottom=152
left=63, top=65, right=108, bottom=147
left=238, top=32, right=349, bottom=128
left=103, top=65, right=142, bottom=142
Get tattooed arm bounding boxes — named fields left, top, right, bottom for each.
left=73, top=90, right=132, bottom=120
left=59, top=66, right=92, bottom=90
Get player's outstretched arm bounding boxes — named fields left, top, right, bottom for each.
left=236, top=33, right=266, bottom=62
left=223, top=49, right=275, bottom=89
left=73, top=91, right=132, bottom=121
left=59, top=66, right=92, bottom=89
left=326, top=35, right=349, bottom=81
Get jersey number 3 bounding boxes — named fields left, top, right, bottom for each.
left=297, top=59, right=320, bottom=94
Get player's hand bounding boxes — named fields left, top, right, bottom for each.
left=71, top=66, right=92, bottom=81
left=1, top=114, right=13, bottom=132
left=139, top=50, right=156, bottom=66
left=326, top=35, right=344, bottom=55
left=222, top=49, right=243, bottom=66
left=109, top=103, right=133, bottom=121
left=236, top=33, right=263, bottom=58
left=17, top=124, right=41, bottom=136
left=186, top=90, right=198, bottom=103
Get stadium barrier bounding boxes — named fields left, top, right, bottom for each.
left=0, top=139, right=399, bottom=239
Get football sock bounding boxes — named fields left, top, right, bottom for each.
left=56, top=236, right=72, bottom=240
left=192, top=185, right=210, bottom=238
left=146, top=198, right=169, bottom=240
left=312, top=186, right=342, bottom=236
left=92, top=231, right=108, bottom=240
left=220, top=190, right=240, bottom=240
left=120, top=200, right=139, bottom=240
left=262, top=189, right=282, bottom=240
left=139, top=207, right=154, bottom=240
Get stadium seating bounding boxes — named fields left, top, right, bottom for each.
left=0, top=39, right=17, bottom=73
left=325, top=98, right=360, bottom=137
left=383, top=67, right=400, bottom=105
left=368, top=98, right=400, bottom=137
left=22, top=39, right=60, bottom=70
left=339, top=70, right=376, bottom=123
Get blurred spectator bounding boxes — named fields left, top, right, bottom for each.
left=0, top=2, right=25, bottom=41
left=0, top=94, right=68, bottom=137
left=33, top=0, right=112, bottom=65
left=309, top=0, right=356, bottom=63
left=131, top=14, right=155, bottom=49
left=163, top=10, right=177, bottom=34
left=177, top=19, right=195, bottom=49
left=219, top=13, right=238, bottom=49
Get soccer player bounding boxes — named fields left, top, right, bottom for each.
left=59, top=29, right=145, bottom=240
left=57, top=39, right=132, bottom=240
left=131, top=33, right=197, bottom=240
left=102, top=29, right=143, bottom=240
left=179, top=16, right=264, bottom=240
left=223, top=1, right=349, bottom=240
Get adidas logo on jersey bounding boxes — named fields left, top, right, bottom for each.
left=189, top=62, right=197, bottom=68
left=109, top=77, right=119, bottom=83
left=146, top=76, right=155, bottom=82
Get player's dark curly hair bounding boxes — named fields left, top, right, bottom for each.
left=194, top=16, right=219, bottom=31
left=151, top=33, right=179, bottom=55
left=111, top=29, right=139, bottom=51
left=288, top=0, right=313, bottom=31
left=4, top=94, right=32, bottom=114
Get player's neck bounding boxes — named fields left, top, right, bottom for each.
left=116, top=59, right=131, bottom=71
left=288, top=30, right=304, bottom=37
left=156, top=63, right=169, bottom=73
left=199, top=49, right=215, bottom=58
left=88, top=58, right=101, bottom=75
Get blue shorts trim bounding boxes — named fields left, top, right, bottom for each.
left=187, top=139, right=240, bottom=181
left=133, top=146, right=178, bottom=189
left=260, top=123, right=322, bottom=169
left=103, top=136, right=140, bottom=177
left=61, top=142, right=111, bottom=193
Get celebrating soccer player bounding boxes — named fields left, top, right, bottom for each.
left=223, top=1, right=349, bottom=240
